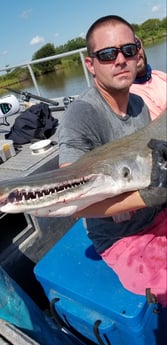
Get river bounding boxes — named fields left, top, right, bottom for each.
left=20, top=39, right=166, bottom=99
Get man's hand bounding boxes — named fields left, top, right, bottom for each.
left=139, top=139, right=167, bottom=207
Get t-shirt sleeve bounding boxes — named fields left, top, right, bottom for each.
left=57, top=100, right=102, bottom=166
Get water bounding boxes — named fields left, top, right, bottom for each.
left=20, top=39, right=166, bottom=99
left=145, top=39, right=166, bottom=72
left=20, top=64, right=89, bottom=99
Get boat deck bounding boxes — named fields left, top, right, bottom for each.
left=0, top=100, right=76, bottom=310
left=0, top=101, right=64, bottom=180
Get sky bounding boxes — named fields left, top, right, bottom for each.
left=0, top=0, right=166, bottom=69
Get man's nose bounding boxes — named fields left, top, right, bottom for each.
left=115, top=51, right=127, bottom=64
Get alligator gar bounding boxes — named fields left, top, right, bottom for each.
left=0, top=110, right=166, bottom=216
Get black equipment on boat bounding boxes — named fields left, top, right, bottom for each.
left=4, top=87, right=59, bottom=106
left=4, top=87, right=66, bottom=111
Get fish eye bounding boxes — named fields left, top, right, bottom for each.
left=122, top=166, right=131, bottom=180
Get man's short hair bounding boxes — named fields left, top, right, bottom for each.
left=86, top=15, right=135, bottom=56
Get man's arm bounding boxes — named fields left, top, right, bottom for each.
left=74, top=191, right=146, bottom=218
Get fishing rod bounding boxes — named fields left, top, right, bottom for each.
left=4, top=87, right=60, bottom=106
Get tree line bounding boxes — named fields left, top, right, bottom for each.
left=0, top=17, right=166, bottom=89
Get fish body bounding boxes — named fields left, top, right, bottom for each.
left=0, top=111, right=166, bottom=216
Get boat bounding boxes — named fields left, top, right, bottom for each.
left=0, top=84, right=82, bottom=344
left=0, top=50, right=167, bottom=345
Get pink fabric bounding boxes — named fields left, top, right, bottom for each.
left=101, top=207, right=167, bottom=307
left=130, top=70, right=167, bottom=120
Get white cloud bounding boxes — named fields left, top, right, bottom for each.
left=20, top=9, right=32, bottom=19
left=30, top=36, right=45, bottom=45
left=152, top=5, right=161, bottom=12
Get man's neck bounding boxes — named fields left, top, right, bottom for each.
left=95, top=81, right=129, bottom=117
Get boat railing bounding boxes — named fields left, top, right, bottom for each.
left=0, top=47, right=91, bottom=96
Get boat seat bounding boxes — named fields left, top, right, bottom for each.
left=34, top=219, right=166, bottom=345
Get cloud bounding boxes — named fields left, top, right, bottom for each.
left=30, top=36, right=45, bottom=45
left=20, top=9, right=32, bottom=19
left=152, top=5, right=161, bottom=12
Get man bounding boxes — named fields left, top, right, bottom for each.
left=58, top=15, right=167, bottom=306
left=131, top=37, right=167, bottom=119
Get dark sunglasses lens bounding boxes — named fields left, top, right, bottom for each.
left=136, top=39, right=141, bottom=49
left=98, top=48, right=117, bottom=61
left=122, top=44, right=137, bottom=57
left=95, top=44, right=137, bottom=61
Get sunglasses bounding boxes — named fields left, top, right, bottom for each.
left=135, top=38, right=142, bottom=49
left=90, top=43, right=138, bottom=62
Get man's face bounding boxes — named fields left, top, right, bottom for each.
left=85, top=23, right=138, bottom=93
left=136, top=45, right=147, bottom=77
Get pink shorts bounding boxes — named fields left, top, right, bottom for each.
left=101, top=207, right=167, bottom=307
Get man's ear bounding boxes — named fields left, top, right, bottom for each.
left=85, top=56, right=95, bottom=76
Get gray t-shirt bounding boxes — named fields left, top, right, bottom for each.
left=58, top=87, right=159, bottom=253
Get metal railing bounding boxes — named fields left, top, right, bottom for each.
left=0, top=47, right=91, bottom=96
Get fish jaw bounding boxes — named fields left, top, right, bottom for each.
left=0, top=153, right=152, bottom=216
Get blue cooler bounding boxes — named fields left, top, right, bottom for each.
left=34, top=219, right=167, bottom=345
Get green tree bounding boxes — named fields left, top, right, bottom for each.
left=140, top=19, right=163, bottom=40
left=161, top=17, right=167, bottom=35
left=64, top=37, right=86, bottom=51
left=32, top=43, right=56, bottom=74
